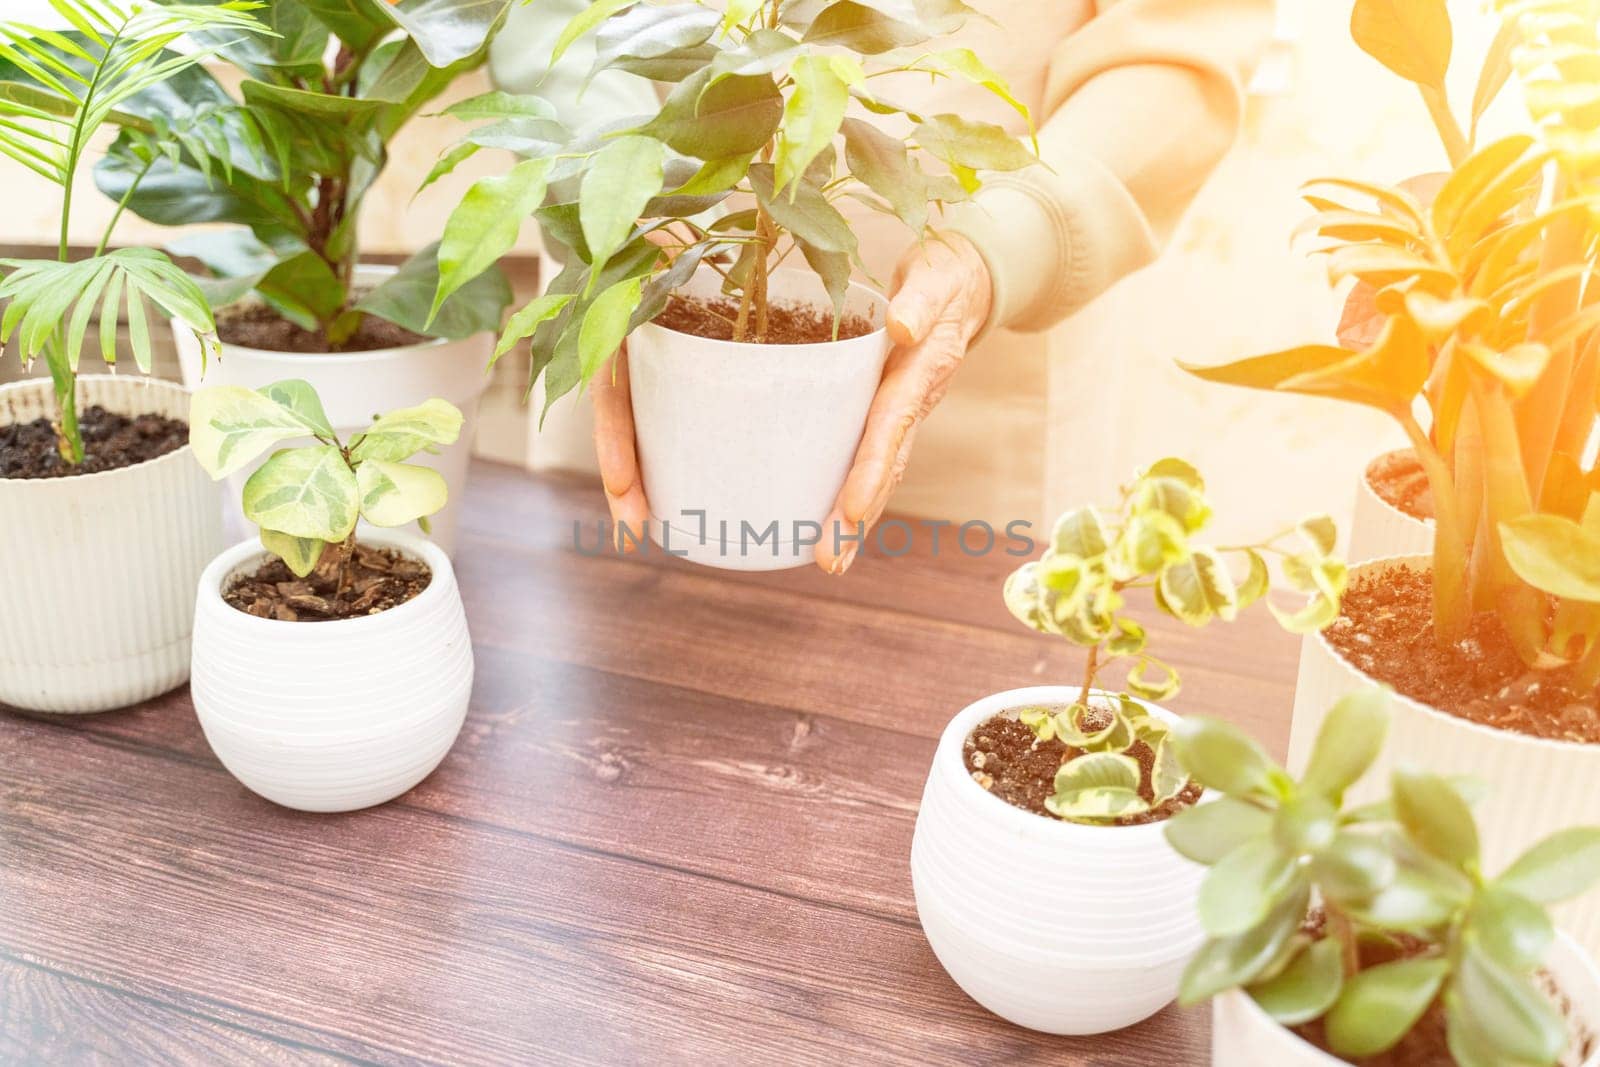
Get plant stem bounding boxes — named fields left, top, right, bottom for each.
left=1468, top=376, right=1548, bottom=661
left=336, top=532, right=357, bottom=601
left=1078, top=643, right=1101, bottom=712
left=1325, top=903, right=1360, bottom=978
left=94, top=154, right=155, bottom=257
left=1418, top=84, right=1469, bottom=168
left=1518, top=200, right=1587, bottom=492
left=1399, top=410, right=1473, bottom=644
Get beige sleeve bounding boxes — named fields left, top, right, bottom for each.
left=942, top=0, right=1274, bottom=333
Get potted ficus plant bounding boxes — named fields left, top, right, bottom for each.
left=427, top=0, right=1037, bottom=569
left=1181, top=0, right=1600, bottom=955
left=909, top=458, right=1346, bottom=1034
left=1172, top=692, right=1600, bottom=1067
left=0, top=0, right=253, bottom=712
left=186, top=379, right=472, bottom=813
left=71, top=0, right=520, bottom=554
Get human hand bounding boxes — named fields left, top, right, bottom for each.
left=814, top=233, right=993, bottom=574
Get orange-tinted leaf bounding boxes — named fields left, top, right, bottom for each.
left=1350, top=0, right=1452, bottom=86
left=1461, top=341, right=1553, bottom=398
left=1294, top=210, right=1422, bottom=247
left=1303, top=177, right=1426, bottom=225
left=1326, top=245, right=1453, bottom=290
left=1404, top=291, right=1491, bottom=338
left=1339, top=281, right=1386, bottom=350
left=1432, top=134, right=1536, bottom=234
left=1179, top=345, right=1353, bottom=391
left=1283, top=316, right=1430, bottom=412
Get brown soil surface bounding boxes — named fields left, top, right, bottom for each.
left=218, top=304, right=426, bottom=353
left=1325, top=566, right=1600, bottom=743
left=1368, top=449, right=1435, bottom=521
left=963, top=708, right=1202, bottom=826
left=224, top=542, right=431, bottom=622
left=654, top=293, right=874, bottom=344
left=0, top=406, right=186, bottom=479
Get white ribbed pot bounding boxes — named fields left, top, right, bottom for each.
left=1212, top=931, right=1600, bottom=1066
left=171, top=265, right=491, bottom=557
left=0, top=375, right=223, bottom=713
left=189, top=528, right=472, bottom=813
left=1290, top=555, right=1600, bottom=958
left=910, top=686, right=1206, bottom=1034
left=626, top=267, right=890, bottom=571
left=1348, top=450, right=1432, bottom=563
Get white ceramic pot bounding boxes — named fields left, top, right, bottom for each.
left=626, top=267, right=890, bottom=571
left=171, top=265, right=492, bottom=556
left=1348, top=450, right=1432, bottom=563
left=0, top=375, right=223, bottom=713
left=1212, top=931, right=1600, bottom=1066
left=189, top=528, right=472, bottom=813
left=910, top=686, right=1206, bottom=1034
left=1290, top=555, right=1600, bottom=958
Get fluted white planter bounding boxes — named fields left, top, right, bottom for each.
left=171, top=265, right=491, bottom=556
left=0, top=375, right=223, bottom=713
left=1290, top=556, right=1600, bottom=958
left=910, top=686, right=1206, bottom=1034
left=1348, top=450, right=1432, bottom=563
left=1212, top=931, right=1600, bottom=1065
left=190, top=528, right=472, bottom=813
left=627, top=267, right=890, bottom=571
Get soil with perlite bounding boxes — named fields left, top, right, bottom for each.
left=1367, top=449, right=1435, bottom=521
left=0, top=406, right=186, bottom=479
left=963, top=707, right=1202, bottom=826
left=1325, top=566, right=1600, bottom=743
left=224, top=543, right=431, bottom=622
left=217, top=303, right=426, bottom=354
left=654, top=293, right=874, bottom=344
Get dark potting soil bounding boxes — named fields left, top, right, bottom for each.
left=963, top=709, right=1202, bottom=826
left=217, top=303, right=426, bottom=354
left=0, top=406, right=186, bottom=479
left=1324, top=565, right=1600, bottom=743
left=224, top=542, right=430, bottom=622
left=653, top=293, right=874, bottom=344
left=1367, top=449, right=1434, bottom=521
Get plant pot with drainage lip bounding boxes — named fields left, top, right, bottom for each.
left=187, top=380, right=472, bottom=812
left=428, top=0, right=1038, bottom=570
left=910, top=459, right=1348, bottom=1033
left=1350, top=449, right=1434, bottom=563
left=1174, top=691, right=1600, bottom=1067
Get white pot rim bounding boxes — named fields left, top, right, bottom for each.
left=198, top=527, right=453, bottom=636
left=1322, top=553, right=1600, bottom=755
left=1362, top=449, right=1435, bottom=528
left=937, top=685, right=1196, bottom=843
left=633, top=267, right=889, bottom=351
left=0, top=374, right=199, bottom=488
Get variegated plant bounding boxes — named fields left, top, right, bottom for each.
left=189, top=380, right=461, bottom=579
left=1002, top=458, right=1345, bottom=823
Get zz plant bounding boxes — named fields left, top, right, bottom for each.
left=1001, top=458, right=1346, bottom=823
left=427, top=0, right=1037, bottom=416
left=189, top=379, right=461, bottom=578
left=1182, top=0, right=1600, bottom=695
left=1170, top=689, right=1600, bottom=1066
left=0, top=0, right=265, bottom=462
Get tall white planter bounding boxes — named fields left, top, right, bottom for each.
left=626, top=268, right=890, bottom=571
left=1348, top=450, right=1432, bottom=563
left=0, top=375, right=223, bottom=713
left=189, top=529, right=472, bottom=813
left=1290, top=556, right=1600, bottom=958
left=910, top=686, right=1205, bottom=1034
left=171, top=265, right=491, bottom=556
left=1212, top=931, right=1600, bottom=1066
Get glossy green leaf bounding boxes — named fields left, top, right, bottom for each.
left=1452, top=942, right=1566, bottom=1064
left=356, top=459, right=449, bottom=528
left=775, top=53, right=849, bottom=193
left=258, top=379, right=336, bottom=440
left=259, top=526, right=325, bottom=579
left=580, top=135, right=665, bottom=274
left=1199, top=837, right=1298, bottom=938
left=841, top=116, right=928, bottom=234
left=1324, top=956, right=1449, bottom=1057
left=1466, top=886, right=1554, bottom=972
left=358, top=243, right=511, bottom=342
left=749, top=163, right=857, bottom=255
left=551, top=0, right=636, bottom=66
left=801, top=1, right=927, bottom=54
left=432, top=157, right=550, bottom=323
left=493, top=293, right=574, bottom=368
left=1500, top=514, right=1600, bottom=603
left=1178, top=882, right=1309, bottom=1005
left=1165, top=796, right=1272, bottom=865
left=1173, top=716, right=1284, bottom=798
left=591, top=3, right=719, bottom=74
left=1311, top=831, right=1398, bottom=903
left=642, top=73, right=783, bottom=161
left=1158, top=548, right=1238, bottom=626
left=381, top=0, right=514, bottom=68
left=1248, top=938, right=1345, bottom=1026
left=1301, top=689, right=1390, bottom=800
left=1272, top=794, right=1339, bottom=856
left=242, top=445, right=361, bottom=543
left=189, top=385, right=316, bottom=480
left=913, top=112, right=1034, bottom=172
left=577, top=276, right=644, bottom=383
left=1393, top=767, right=1479, bottom=870
left=1498, top=827, right=1600, bottom=904
left=346, top=399, right=464, bottom=466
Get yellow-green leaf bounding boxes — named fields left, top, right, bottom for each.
left=356, top=459, right=449, bottom=528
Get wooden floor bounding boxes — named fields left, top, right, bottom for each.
left=0, top=461, right=1302, bottom=1066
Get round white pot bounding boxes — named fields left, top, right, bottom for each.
left=626, top=267, right=890, bottom=571
left=170, top=265, right=492, bottom=557
left=1348, top=450, right=1432, bottom=563
left=1212, top=930, right=1600, bottom=1065
left=1290, top=555, right=1600, bottom=959
left=0, top=375, right=224, bottom=713
left=910, top=686, right=1206, bottom=1034
left=189, top=528, right=473, bottom=813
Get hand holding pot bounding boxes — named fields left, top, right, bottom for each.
left=814, top=233, right=993, bottom=575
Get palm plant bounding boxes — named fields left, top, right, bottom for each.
left=1182, top=0, right=1600, bottom=693
left=0, top=0, right=264, bottom=462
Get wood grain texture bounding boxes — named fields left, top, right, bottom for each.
left=0, top=461, right=1302, bottom=1065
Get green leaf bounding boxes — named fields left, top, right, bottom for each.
left=381, top=0, right=513, bottom=68
left=259, top=526, right=325, bottom=579
left=1271, top=793, right=1339, bottom=856
left=775, top=53, right=849, bottom=193
left=641, top=72, right=783, bottom=160
left=591, top=4, right=720, bottom=75
left=841, top=116, right=927, bottom=233
left=356, top=460, right=449, bottom=528
left=256, top=251, right=346, bottom=327
left=1179, top=882, right=1309, bottom=1005
left=258, top=379, right=336, bottom=440
left=1324, top=957, right=1449, bottom=1057
left=1248, top=938, right=1345, bottom=1026
left=1269, top=593, right=1342, bottom=636
left=432, top=157, right=550, bottom=323
left=1125, top=656, right=1180, bottom=701
left=1351, top=865, right=1468, bottom=929
left=300, top=0, right=393, bottom=52
left=349, top=398, right=464, bottom=464
left=189, top=385, right=317, bottom=480
left=242, top=445, right=361, bottom=543
left=551, top=0, right=636, bottom=66
left=240, top=79, right=385, bottom=125
left=360, top=242, right=512, bottom=342
left=802, top=1, right=928, bottom=54
left=1158, top=549, right=1238, bottom=625
left=749, top=163, right=856, bottom=255
left=1198, top=837, right=1298, bottom=938
left=1045, top=787, right=1148, bottom=821
left=1498, top=827, right=1600, bottom=904
left=577, top=276, right=644, bottom=383
left=1499, top=514, right=1600, bottom=603
left=1466, top=886, right=1554, bottom=972
left=1050, top=506, right=1108, bottom=558
left=1298, top=515, right=1338, bottom=556
left=1173, top=716, right=1284, bottom=798
left=1311, top=831, right=1398, bottom=903
left=1300, top=689, right=1390, bottom=800
left=580, top=135, right=666, bottom=274
left=493, top=293, right=574, bottom=368
left=909, top=48, right=1031, bottom=132
left=1349, top=0, right=1452, bottom=88
left=439, top=91, right=555, bottom=122
left=913, top=113, right=1035, bottom=172
left=1392, top=767, right=1479, bottom=870
left=1452, top=942, right=1566, bottom=1064
left=1237, top=549, right=1270, bottom=609
left=1165, top=796, right=1272, bottom=865
left=1053, top=751, right=1140, bottom=794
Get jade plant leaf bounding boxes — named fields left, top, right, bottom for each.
left=1452, top=942, right=1565, bottom=1065
left=1165, top=796, right=1273, bottom=865
left=1324, top=957, right=1450, bottom=1057
left=242, top=444, right=361, bottom=543
left=1299, top=689, right=1390, bottom=801
left=1465, top=886, right=1553, bottom=972
left=357, top=460, right=449, bottom=528
left=1249, top=938, right=1345, bottom=1026
left=1173, top=717, right=1284, bottom=798
left=1310, top=831, right=1397, bottom=902
left=1497, top=827, right=1600, bottom=904
left=349, top=399, right=464, bottom=464
left=1198, top=836, right=1298, bottom=938
left=1178, top=881, right=1310, bottom=1005
left=189, top=385, right=317, bottom=479
left=1392, top=768, right=1480, bottom=870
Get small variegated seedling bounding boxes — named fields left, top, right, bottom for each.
left=189, top=380, right=462, bottom=581
left=1169, top=690, right=1600, bottom=1066
left=1001, top=458, right=1345, bottom=823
